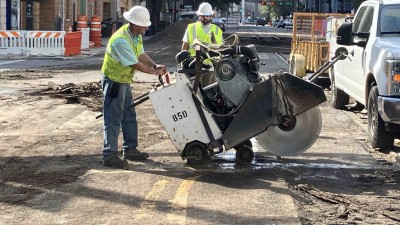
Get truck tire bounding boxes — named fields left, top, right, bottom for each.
left=330, top=71, right=349, bottom=109
left=368, top=86, right=394, bottom=148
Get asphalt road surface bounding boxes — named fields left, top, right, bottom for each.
left=0, top=26, right=399, bottom=225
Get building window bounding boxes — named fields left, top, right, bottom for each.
left=66, top=0, right=70, bottom=20
left=80, top=0, right=87, bottom=15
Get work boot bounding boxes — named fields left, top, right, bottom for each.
left=123, top=148, right=149, bottom=160
left=103, top=156, right=128, bottom=169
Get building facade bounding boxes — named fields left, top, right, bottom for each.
left=304, top=0, right=354, bottom=13
left=1, top=0, right=201, bottom=32
left=0, top=0, right=146, bottom=31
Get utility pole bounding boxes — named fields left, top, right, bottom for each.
left=241, top=0, right=245, bottom=23
left=61, top=0, right=65, bottom=31
left=26, top=0, right=33, bottom=30
left=293, top=0, right=295, bottom=15
left=174, top=0, right=177, bottom=22
left=254, top=2, right=258, bottom=18
left=111, top=0, right=117, bottom=31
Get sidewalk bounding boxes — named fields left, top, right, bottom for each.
left=57, top=37, right=110, bottom=60
left=78, top=34, right=153, bottom=58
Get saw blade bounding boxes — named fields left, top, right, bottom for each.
left=255, top=107, right=322, bottom=156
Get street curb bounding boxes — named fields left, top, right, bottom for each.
left=0, top=54, right=29, bottom=60
left=0, top=48, right=106, bottom=61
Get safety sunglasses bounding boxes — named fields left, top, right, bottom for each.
left=200, top=15, right=211, bottom=18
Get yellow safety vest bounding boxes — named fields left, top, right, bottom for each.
left=101, top=24, right=143, bottom=83
left=187, top=22, right=223, bottom=58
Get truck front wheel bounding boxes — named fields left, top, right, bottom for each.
left=330, top=70, right=349, bottom=109
left=368, top=86, right=394, bottom=148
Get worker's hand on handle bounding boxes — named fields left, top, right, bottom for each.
left=158, top=75, right=164, bottom=86
left=154, top=64, right=167, bottom=76
left=154, top=64, right=170, bottom=85
left=157, top=72, right=172, bottom=86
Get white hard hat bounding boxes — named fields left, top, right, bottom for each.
left=123, top=6, right=151, bottom=27
left=196, top=2, right=214, bottom=16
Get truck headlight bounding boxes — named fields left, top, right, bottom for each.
left=386, top=60, right=400, bottom=95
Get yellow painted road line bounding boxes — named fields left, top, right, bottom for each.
left=167, top=175, right=200, bottom=225
left=136, top=179, right=170, bottom=220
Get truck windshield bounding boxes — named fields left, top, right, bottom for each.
left=380, top=5, right=400, bottom=34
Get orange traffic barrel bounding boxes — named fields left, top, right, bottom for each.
left=90, top=15, right=102, bottom=47
left=77, top=15, right=88, bottom=30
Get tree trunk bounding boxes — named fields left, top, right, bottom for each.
left=149, top=0, right=163, bottom=32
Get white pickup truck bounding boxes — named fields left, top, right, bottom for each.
left=330, top=0, right=400, bottom=148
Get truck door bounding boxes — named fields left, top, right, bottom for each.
left=341, top=6, right=374, bottom=104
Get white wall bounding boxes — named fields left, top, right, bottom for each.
left=0, top=0, right=6, bottom=30
left=11, top=0, right=20, bottom=30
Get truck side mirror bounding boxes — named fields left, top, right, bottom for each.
left=354, top=40, right=367, bottom=48
left=357, top=32, right=370, bottom=39
left=354, top=32, right=370, bottom=47
left=337, top=22, right=353, bottom=46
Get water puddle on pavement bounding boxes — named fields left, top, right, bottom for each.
left=125, top=138, right=382, bottom=176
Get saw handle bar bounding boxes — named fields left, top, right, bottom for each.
left=95, top=88, right=152, bottom=119
left=95, top=73, right=171, bottom=119
left=306, top=51, right=348, bottom=83
left=158, top=73, right=170, bottom=86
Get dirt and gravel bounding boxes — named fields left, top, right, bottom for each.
left=1, top=22, right=400, bottom=224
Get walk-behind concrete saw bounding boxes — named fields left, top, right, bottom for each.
left=148, top=35, right=346, bottom=165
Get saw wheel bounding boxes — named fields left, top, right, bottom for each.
left=235, top=145, right=254, bottom=165
left=255, top=106, right=322, bottom=156
left=184, top=141, right=208, bottom=165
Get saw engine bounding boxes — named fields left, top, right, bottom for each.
left=175, top=44, right=265, bottom=130
left=175, top=44, right=262, bottom=108
left=214, top=46, right=262, bottom=108
left=149, top=36, right=327, bottom=165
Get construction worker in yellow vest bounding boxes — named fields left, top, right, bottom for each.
left=181, top=2, right=223, bottom=87
left=101, top=6, right=167, bottom=169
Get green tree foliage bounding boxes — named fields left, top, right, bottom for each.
left=262, top=4, right=293, bottom=19
left=260, top=5, right=275, bottom=19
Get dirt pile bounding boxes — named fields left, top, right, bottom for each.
left=145, top=19, right=192, bottom=44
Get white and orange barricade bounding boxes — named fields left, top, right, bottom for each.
left=0, top=29, right=88, bottom=57
left=0, top=30, right=27, bottom=55
left=26, top=31, right=65, bottom=56
left=80, top=28, right=90, bottom=49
